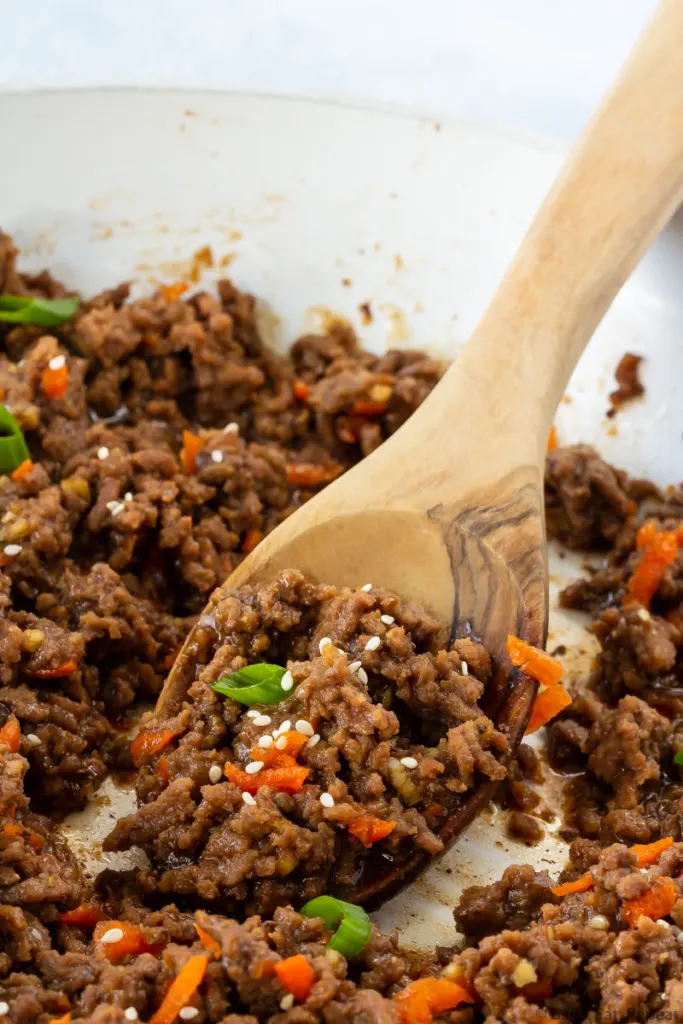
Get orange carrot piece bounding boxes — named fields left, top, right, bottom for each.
left=250, top=731, right=307, bottom=766
left=631, top=836, right=675, bottom=866
left=60, top=903, right=105, bottom=928
left=351, top=399, right=387, bottom=417
left=180, top=430, right=204, bottom=474
left=274, top=954, right=317, bottom=1003
left=241, top=527, right=263, bottom=554
left=224, top=760, right=310, bottom=795
left=507, top=635, right=563, bottom=688
left=636, top=521, right=658, bottom=549
left=158, top=756, right=170, bottom=784
left=42, top=364, right=69, bottom=400
left=293, top=379, right=309, bottom=401
left=149, top=954, right=208, bottom=1024
left=0, top=715, right=21, bottom=753
left=27, top=659, right=78, bottom=679
left=551, top=872, right=595, bottom=897
left=160, top=281, right=189, bottom=302
left=195, top=922, right=221, bottom=958
left=11, top=458, right=34, bottom=483
left=627, top=528, right=679, bottom=608
left=623, top=875, right=677, bottom=926
left=130, top=728, right=177, bottom=767
left=525, top=684, right=572, bottom=735
left=94, top=920, right=158, bottom=963
left=2, top=823, right=22, bottom=837
left=348, top=814, right=397, bottom=847
left=547, top=426, right=558, bottom=451
left=27, top=831, right=44, bottom=851
left=394, top=977, right=475, bottom=1024
left=523, top=979, right=554, bottom=1001
left=162, top=650, right=179, bottom=672
left=286, top=462, right=342, bottom=488
left=48, top=1014, right=72, bottom=1024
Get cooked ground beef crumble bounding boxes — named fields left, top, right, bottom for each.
left=3, top=232, right=683, bottom=1022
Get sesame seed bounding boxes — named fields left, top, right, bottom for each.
left=242, top=791, right=256, bottom=805
left=0, top=1004, right=9, bottom=1017
left=461, top=661, right=469, bottom=676
left=380, top=614, right=395, bottom=625
left=180, top=1008, right=199, bottom=1020
left=400, top=756, right=418, bottom=769
left=3, top=544, right=22, bottom=557
left=677, top=931, right=683, bottom=945
left=245, top=760, right=264, bottom=775
left=26, top=733, right=41, bottom=746
left=223, top=422, right=239, bottom=435
left=357, top=668, right=368, bottom=684
left=48, top=354, right=66, bottom=370
left=275, top=735, right=288, bottom=750
left=211, top=450, right=224, bottom=463
left=97, top=446, right=109, bottom=460
left=280, top=994, right=295, bottom=1010
left=307, top=734, right=321, bottom=748
left=295, top=720, right=314, bottom=736
left=657, top=919, right=670, bottom=928
left=348, top=661, right=362, bottom=672
left=253, top=714, right=272, bottom=727
left=588, top=915, right=609, bottom=930
left=124, top=492, right=133, bottom=501
left=637, top=607, right=651, bottom=621
left=360, top=583, right=372, bottom=591
left=281, top=670, right=294, bottom=691
left=106, top=500, right=125, bottom=516
left=258, top=735, right=274, bottom=749
left=209, top=765, right=222, bottom=783
left=246, top=710, right=260, bottom=719
left=319, top=637, right=332, bottom=654
left=320, top=792, right=335, bottom=808
left=276, top=720, right=292, bottom=735
left=100, top=927, right=124, bottom=944
left=124, top=1009, right=139, bottom=1021
left=365, top=636, right=381, bottom=651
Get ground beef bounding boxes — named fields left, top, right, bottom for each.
left=608, top=352, right=645, bottom=415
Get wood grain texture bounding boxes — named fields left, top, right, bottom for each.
left=155, top=0, right=683, bottom=903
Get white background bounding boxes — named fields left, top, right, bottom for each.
left=2, top=0, right=658, bottom=141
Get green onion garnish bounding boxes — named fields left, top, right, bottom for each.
left=0, top=295, right=78, bottom=327
left=300, top=896, right=371, bottom=958
left=674, top=749, right=683, bottom=766
left=211, top=663, right=293, bottom=706
left=0, top=406, right=31, bottom=473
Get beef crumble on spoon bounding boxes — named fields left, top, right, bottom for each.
left=1, top=233, right=683, bottom=1022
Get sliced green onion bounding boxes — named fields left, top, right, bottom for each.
left=0, top=406, right=31, bottom=473
left=211, top=663, right=292, bottom=706
left=674, top=749, right=683, bottom=766
left=0, top=295, right=78, bottom=327
left=300, top=896, right=371, bottom=958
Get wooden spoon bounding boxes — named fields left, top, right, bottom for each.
left=156, top=0, right=683, bottom=905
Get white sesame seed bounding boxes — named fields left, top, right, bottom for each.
left=106, top=500, right=125, bottom=516
left=400, top=756, right=418, bottom=769
left=319, top=637, right=332, bottom=654
left=349, top=660, right=362, bottom=672
left=677, top=931, right=683, bottom=945
left=320, top=792, right=335, bottom=808
left=258, top=735, right=274, bottom=749
left=461, top=661, right=469, bottom=676
left=48, top=354, right=66, bottom=371
left=253, top=714, right=272, bottom=727
left=124, top=1009, right=139, bottom=1021
left=365, top=636, right=381, bottom=652
left=246, top=710, right=260, bottom=719
left=180, top=1008, right=199, bottom=1020
left=100, top=927, right=124, bottom=944
left=657, top=919, right=671, bottom=928
left=276, top=720, right=292, bottom=735
left=211, top=450, right=224, bottom=463
left=3, top=544, right=22, bottom=557
left=357, top=668, right=368, bottom=684
left=295, top=720, right=314, bottom=736
left=245, top=760, right=264, bottom=775
left=275, top=736, right=288, bottom=750
left=280, top=994, right=295, bottom=1011
left=26, top=733, right=41, bottom=747
left=124, top=492, right=133, bottom=501
left=242, top=791, right=256, bottom=805
left=281, top=670, right=294, bottom=691
left=588, top=915, right=609, bottom=930
left=637, top=607, right=651, bottom=622
left=307, top=734, right=321, bottom=748
left=380, top=614, right=395, bottom=625
left=223, top=422, right=239, bottom=435
left=0, top=1004, right=9, bottom=1017
left=97, top=446, right=109, bottom=460
left=209, top=765, right=222, bottom=783
left=360, top=583, right=372, bottom=592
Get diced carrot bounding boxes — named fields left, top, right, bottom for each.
left=59, top=903, right=105, bottom=928
left=348, top=814, right=397, bottom=847
left=631, top=836, right=675, bottom=866
left=286, top=462, right=342, bottom=488
left=523, top=979, right=554, bottom=1001
left=525, top=684, right=572, bottom=735
left=3, top=823, right=22, bottom=836
left=48, top=1014, right=71, bottom=1024
left=293, top=379, right=309, bottom=401
left=195, top=922, right=221, bottom=958
left=160, top=280, right=189, bottom=302
left=250, top=731, right=307, bottom=766
left=241, top=527, right=263, bottom=554
left=94, top=920, right=159, bottom=963
left=351, top=400, right=387, bottom=417
left=627, top=528, right=679, bottom=608
left=274, top=954, right=317, bottom=1003
left=158, top=756, right=170, bottom=784
left=622, top=875, right=677, bottom=926
left=551, top=872, right=595, bottom=897
left=547, top=426, right=558, bottom=451
left=27, top=831, right=44, bottom=851
left=180, top=430, right=204, bottom=474
left=224, top=760, right=310, bottom=795
left=162, top=650, right=179, bottom=671
left=506, top=635, right=563, bottom=688
left=425, top=803, right=446, bottom=818
left=636, top=521, right=658, bottom=549
left=394, top=977, right=475, bottom=1024
left=42, top=364, right=69, bottom=400
left=0, top=715, right=21, bottom=753
left=130, top=728, right=177, bottom=767
left=27, top=659, right=78, bottom=679
left=11, top=458, right=34, bottom=483
left=149, top=953, right=208, bottom=1024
